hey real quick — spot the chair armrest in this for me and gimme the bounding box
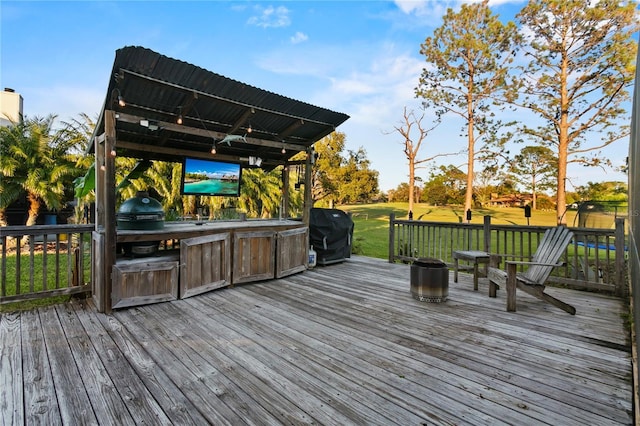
[505,260,564,267]
[489,253,529,268]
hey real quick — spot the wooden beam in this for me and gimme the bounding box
[116,140,283,169]
[277,119,304,139]
[115,113,306,152]
[228,107,255,135]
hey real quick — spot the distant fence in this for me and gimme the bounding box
[389,214,627,295]
[0,224,94,304]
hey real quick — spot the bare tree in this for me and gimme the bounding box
[390,107,457,216]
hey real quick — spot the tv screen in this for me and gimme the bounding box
[181,157,242,196]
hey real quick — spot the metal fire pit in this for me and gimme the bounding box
[410,257,449,302]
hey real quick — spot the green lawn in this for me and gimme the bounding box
[0,248,92,312]
[338,203,578,259]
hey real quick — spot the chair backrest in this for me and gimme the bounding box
[523,226,574,284]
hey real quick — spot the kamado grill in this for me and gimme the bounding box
[117,191,165,257]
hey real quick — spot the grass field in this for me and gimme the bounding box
[337,203,578,259]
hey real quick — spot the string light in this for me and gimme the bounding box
[110,148,117,157]
[247,124,252,133]
[115,89,126,107]
[176,106,183,125]
[210,142,217,155]
[281,145,286,154]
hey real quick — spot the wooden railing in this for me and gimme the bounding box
[389,214,627,296]
[0,224,94,304]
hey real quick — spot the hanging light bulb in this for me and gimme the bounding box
[118,94,126,107]
[176,106,183,125]
[247,124,252,133]
[110,148,117,157]
[210,143,217,155]
[281,145,286,154]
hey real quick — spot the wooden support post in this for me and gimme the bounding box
[483,215,491,253]
[302,147,313,225]
[93,130,106,311]
[614,217,626,297]
[506,262,517,312]
[282,165,290,219]
[102,110,117,313]
[388,213,395,263]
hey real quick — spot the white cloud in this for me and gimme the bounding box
[247,5,291,28]
[290,31,308,44]
[393,0,526,18]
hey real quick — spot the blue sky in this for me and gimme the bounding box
[0,0,630,192]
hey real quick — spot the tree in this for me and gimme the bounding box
[416,0,520,213]
[390,107,456,217]
[388,183,410,203]
[422,165,466,206]
[303,131,379,207]
[238,168,282,218]
[310,132,345,205]
[575,181,627,202]
[514,0,638,224]
[1,115,77,226]
[511,146,557,210]
[0,122,24,226]
[144,161,183,213]
[60,113,96,223]
[335,148,379,204]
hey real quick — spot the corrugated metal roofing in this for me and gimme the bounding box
[91,46,349,166]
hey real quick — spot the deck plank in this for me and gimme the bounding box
[0,312,26,426]
[20,309,62,425]
[0,255,633,425]
[82,303,206,425]
[54,302,136,425]
[39,306,98,424]
[239,277,620,424]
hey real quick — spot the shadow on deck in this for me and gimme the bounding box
[0,256,633,425]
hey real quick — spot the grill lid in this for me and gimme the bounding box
[118,191,164,215]
[117,191,165,228]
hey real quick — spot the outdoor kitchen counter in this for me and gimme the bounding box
[116,219,305,242]
[108,219,309,310]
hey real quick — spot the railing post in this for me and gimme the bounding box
[614,217,626,296]
[389,213,395,263]
[483,215,491,253]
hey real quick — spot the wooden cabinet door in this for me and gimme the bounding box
[233,230,275,284]
[112,255,179,309]
[180,233,231,299]
[276,227,308,278]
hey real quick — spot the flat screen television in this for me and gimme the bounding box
[180,157,242,196]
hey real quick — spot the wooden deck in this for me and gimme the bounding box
[1,256,633,425]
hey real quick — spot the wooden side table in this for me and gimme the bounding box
[453,250,490,291]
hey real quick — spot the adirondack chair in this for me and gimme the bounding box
[487,226,576,315]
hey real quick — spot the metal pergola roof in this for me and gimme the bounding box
[90,46,349,167]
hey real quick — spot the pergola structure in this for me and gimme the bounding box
[89,46,349,312]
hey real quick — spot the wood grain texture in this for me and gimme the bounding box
[1,256,633,425]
